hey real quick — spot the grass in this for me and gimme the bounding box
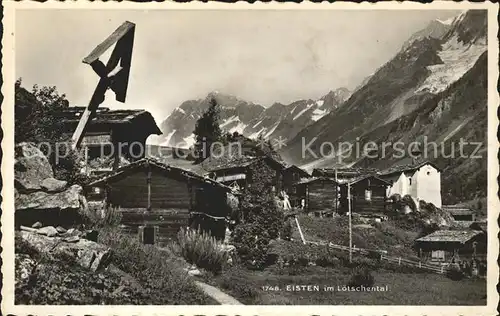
[294,215,420,258]
[204,264,487,305]
[15,225,217,304]
[98,227,217,304]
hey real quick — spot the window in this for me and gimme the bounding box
[365,189,372,201]
[93,187,101,194]
[427,171,431,175]
[409,177,412,186]
[431,250,445,260]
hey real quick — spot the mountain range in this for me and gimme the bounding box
[281,9,487,204]
[153,89,351,148]
[154,10,488,204]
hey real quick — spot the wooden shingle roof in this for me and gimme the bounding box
[416,230,482,244]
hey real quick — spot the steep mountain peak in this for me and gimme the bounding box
[401,17,453,51]
[442,10,487,45]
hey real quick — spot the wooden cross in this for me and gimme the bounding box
[71,21,136,150]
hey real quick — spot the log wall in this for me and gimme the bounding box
[306,180,339,213]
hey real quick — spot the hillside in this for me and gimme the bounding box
[154,88,350,148]
[280,10,487,204]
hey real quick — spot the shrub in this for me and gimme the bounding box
[401,194,417,212]
[98,228,213,304]
[348,265,375,287]
[280,219,293,241]
[84,204,123,229]
[446,265,465,281]
[176,227,229,274]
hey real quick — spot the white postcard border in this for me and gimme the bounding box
[1,1,499,315]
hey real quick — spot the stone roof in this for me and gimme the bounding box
[202,154,285,172]
[55,106,162,134]
[87,158,232,192]
[379,161,441,177]
[416,230,482,243]
[442,206,475,216]
[339,174,390,186]
[312,167,379,179]
[296,177,339,185]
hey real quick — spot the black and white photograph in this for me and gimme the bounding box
[1,1,498,314]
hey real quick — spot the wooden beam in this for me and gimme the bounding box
[72,21,135,150]
[83,21,135,65]
[147,163,152,212]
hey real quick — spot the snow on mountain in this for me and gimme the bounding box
[416,34,486,94]
[182,134,196,149]
[160,129,177,146]
[220,115,240,128]
[311,108,327,122]
[280,10,487,204]
[293,101,315,120]
[156,88,350,147]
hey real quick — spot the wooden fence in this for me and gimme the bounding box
[306,240,451,275]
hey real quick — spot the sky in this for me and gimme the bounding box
[16,9,460,122]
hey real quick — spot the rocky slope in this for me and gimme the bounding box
[281,10,487,204]
[154,88,350,148]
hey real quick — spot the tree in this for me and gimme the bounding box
[231,160,284,269]
[15,81,69,144]
[15,80,86,185]
[193,97,223,162]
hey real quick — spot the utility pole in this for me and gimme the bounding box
[348,182,352,263]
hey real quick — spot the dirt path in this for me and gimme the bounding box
[194,280,243,305]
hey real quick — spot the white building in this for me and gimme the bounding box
[380,161,442,208]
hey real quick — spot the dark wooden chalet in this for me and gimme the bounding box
[295,177,340,215]
[86,158,232,245]
[282,164,310,199]
[312,167,379,182]
[442,206,476,222]
[339,175,390,215]
[415,230,486,263]
[202,155,285,193]
[55,107,162,168]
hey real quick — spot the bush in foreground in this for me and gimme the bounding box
[446,266,465,281]
[98,228,214,304]
[176,227,229,274]
[15,234,146,305]
[348,265,375,287]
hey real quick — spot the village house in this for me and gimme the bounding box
[338,175,390,216]
[85,158,233,245]
[202,155,286,193]
[283,165,310,191]
[415,229,486,263]
[442,206,476,222]
[379,161,442,208]
[294,177,340,216]
[312,167,379,182]
[55,106,162,170]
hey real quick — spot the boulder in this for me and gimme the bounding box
[15,142,54,192]
[40,177,68,193]
[18,231,112,272]
[16,184,83,212]
[37,226,58,237]
[32,221,43,229]
[56,226,67,233]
